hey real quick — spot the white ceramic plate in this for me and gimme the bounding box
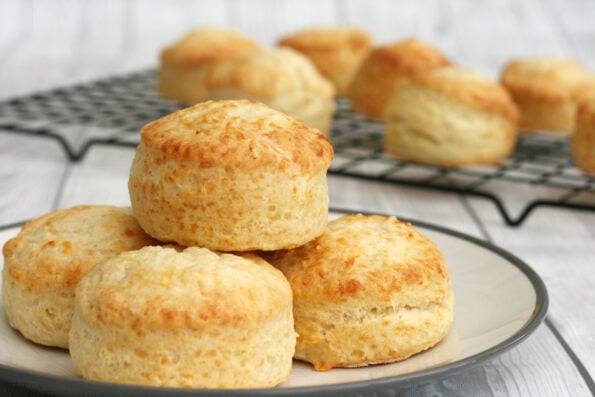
[0,210,548,396]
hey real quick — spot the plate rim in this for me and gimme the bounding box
[0,208,549,396]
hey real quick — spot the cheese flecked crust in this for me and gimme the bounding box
[266,214,454,371]
[1,205,157,348]
[128,99,334,251]
[69,246,295,388]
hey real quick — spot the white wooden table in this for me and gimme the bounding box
[0,1,594,396]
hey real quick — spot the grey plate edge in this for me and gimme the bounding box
[0,207,549,397]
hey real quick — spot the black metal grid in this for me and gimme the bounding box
[0,69,593,226]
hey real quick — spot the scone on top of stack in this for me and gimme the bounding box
[278,26,373,96]
[572,96,595,174]
[69,246,296,388]
[156,26,261,105]
[1,205,157,349]
[265,213,454,371]
[206,47,336,134]
[501,57,595,134]
[347,37,451,120]
[383,65,519,167]
[128,99,334,251]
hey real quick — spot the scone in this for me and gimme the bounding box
[156,26,261,104]
[278,26,372,96]
[572,96,595,174]
[265,214,454,371]
[501,57,595,133]
[1,205,156,348]
[347,37,451,120]
[384,65,519,167]
[128,99,334,251]
[69,246,295,388]
[206,47,336,133]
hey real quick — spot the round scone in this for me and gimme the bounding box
[384,65,519,167]
[501,57,595,134]
[572,96,595,174]
[206,47,336,133]
[278,26,372,96]
[156,26,261,104]
[1,205,157,348]
[128,99,334,251]
[347,37,451,120]
[265,213,454,371]
[69,246,296,388]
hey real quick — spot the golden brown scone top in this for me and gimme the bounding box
[365,37,450,75]
[207,47,335,98]
[406,65,520,122]
[501,57,595,103]
[2,205,157,292]
[279,26,372,52]
[269,214,451,307]
[75,246,292,329]
[140,100,333,172]
[160,26,261,66]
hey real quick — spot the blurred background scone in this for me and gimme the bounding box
[1,205,156,349]
[156,26,261,105]
[347,37,451,120]
[278,26,372,96]
[384,65,519,167]
[501,57,595,134]
[128,99,334,251]
[266,214,454,371]
[69,246,295,388]
[207,47,336,133]
[572,96,595,174]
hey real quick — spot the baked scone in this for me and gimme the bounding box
[69,246,295,388]
[156,26,261,105]
[206,47,336,133]
[128,99,334,251]
[347,37,451,120]
[501,57,595,134]
[572,96,595,174]
[384,65,519,167]
[1,205,156,348]
[265,213,454,371]
[278,26,372,96]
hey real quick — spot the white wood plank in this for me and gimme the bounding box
[0,134,67,224]
[468,197,595,380]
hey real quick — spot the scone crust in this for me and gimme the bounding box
[207,47,334,98]
[70,246,295,388]
[74,247,292,329]
[160,26,260,67]
[383,66,519,167]
[267,214,454,371]
[572,96,595,173]
[139,99,333,172]
[129,100,333,250]
[348,37,451,119]
[501,57,595,132]
[409,66,519,122]
[278,26,372,95]
[2,205,156,348]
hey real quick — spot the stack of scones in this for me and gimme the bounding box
[2,98,454,389]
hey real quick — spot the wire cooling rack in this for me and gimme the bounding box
[0,69,593,226]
